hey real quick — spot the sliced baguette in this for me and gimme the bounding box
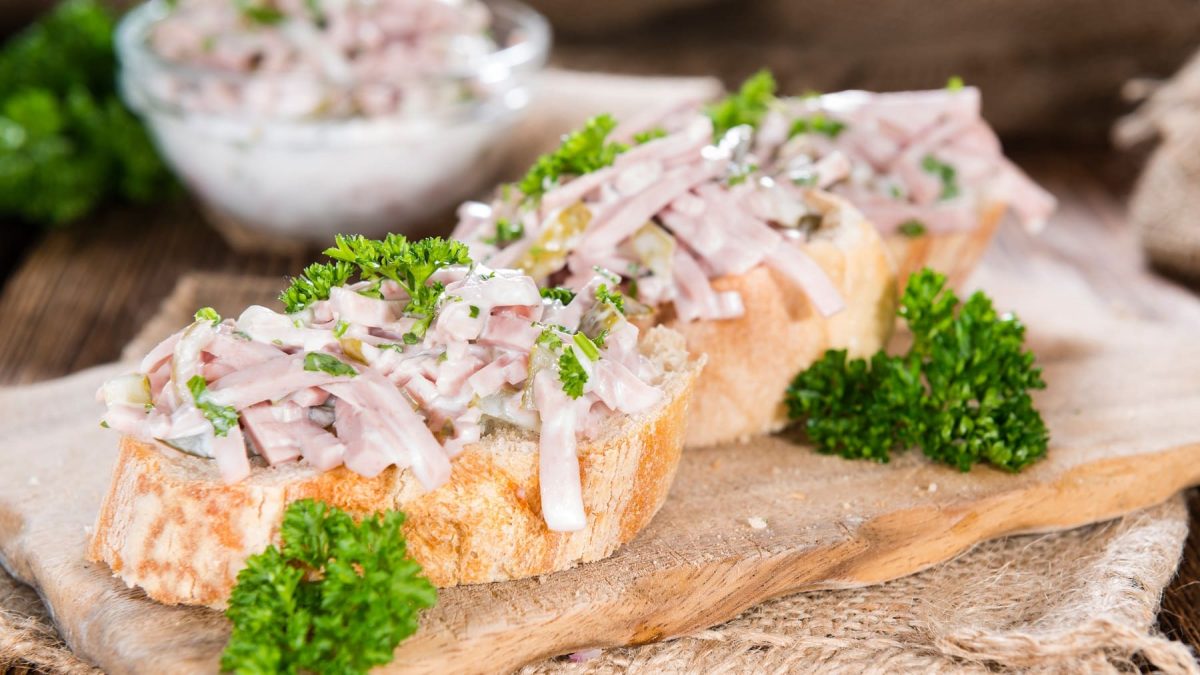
[657,190,898,448]
[883,201,1006,291]
[88,326,700,610]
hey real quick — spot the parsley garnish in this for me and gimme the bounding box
[469,305,480,318]
[194,307,221,325]
[517,114,628,202]
[333,320,349,338]
[946,75,965,91]
[318,234,471,342]
[633,127,667,144]
[786,269,1048,472]
[921,154,960,201]
[535,327,591,398]
[595,283,625,314]
[482,217,524,246]
[280,261,355,314]
[221,500,436,675]
[540,286,576,304]
[787,113,846,139]
[558,348,588,399]
[897,220,927,237]
[186,375,238,437]
[706,69,776,138]
[0,0,173,225]
[303,352,356,378]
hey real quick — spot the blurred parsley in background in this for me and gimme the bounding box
[0,0,171,226]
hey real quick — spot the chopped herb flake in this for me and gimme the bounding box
[303,352,357,377]
[787,114,846,139]
[482,217,524,246]
[194,307,220,325]
[186,375,238,436]
[921,154,960,201]
[898,220,927,237]
[540,286,576,305]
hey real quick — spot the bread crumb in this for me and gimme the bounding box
[928,483,939,493]
[841,502,851,510]
[790,492,807,501]
[747,516,768,530]
[710,460,721,470]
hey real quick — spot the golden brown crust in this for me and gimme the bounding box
[883,201,1006,291]
[658,193,897,447]
[88,346,698,609]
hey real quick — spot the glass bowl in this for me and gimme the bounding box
[116,0,550,251]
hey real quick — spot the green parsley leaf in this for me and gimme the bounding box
[517,114,628,202]
[186,375,238,436]
[897,220,927,238]
[194,307,221,325]
[303,352,357,378]
[633,127,667,144]
[221,499,437,675]
[482,217,524,246]
[786,269,1048,472]
[280,261,355,314]
[921,154,960,201]
[536,327,563,351]
[235,0,285,24]
[595,283,625,314]
[706,69,777,138]
[558,348,588,399]
[787,113,846,139]
[469,305,480,318]
[946,75,965,91]
[540,286,576,305]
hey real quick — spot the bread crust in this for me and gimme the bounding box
[653,191,896,448]
[883,201,1006,290]
[88,329,699,609]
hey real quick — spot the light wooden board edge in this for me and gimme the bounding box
[391,441,1200,674]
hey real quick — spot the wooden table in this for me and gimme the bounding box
[1,147,1198,663]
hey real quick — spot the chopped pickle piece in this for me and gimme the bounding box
[631,222,676,278]
[517,202,592,281]
[340,337,367,364]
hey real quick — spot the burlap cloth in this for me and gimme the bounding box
[1,494,1194,674]
[1117,51,1200,283]
[1,71,1198,673]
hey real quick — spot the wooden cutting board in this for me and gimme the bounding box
[2,228,1200,673]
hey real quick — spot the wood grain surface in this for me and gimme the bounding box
[2,150,1200,668]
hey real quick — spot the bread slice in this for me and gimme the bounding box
[656,190,898,448]
[883,201,1006,291]
[88,326,700,610]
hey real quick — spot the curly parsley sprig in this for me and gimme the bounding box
[786,269,1048,472]
[516,114,628,202]
[221,499,436,675]
[280,235,471,343]
[706,69,777,138]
